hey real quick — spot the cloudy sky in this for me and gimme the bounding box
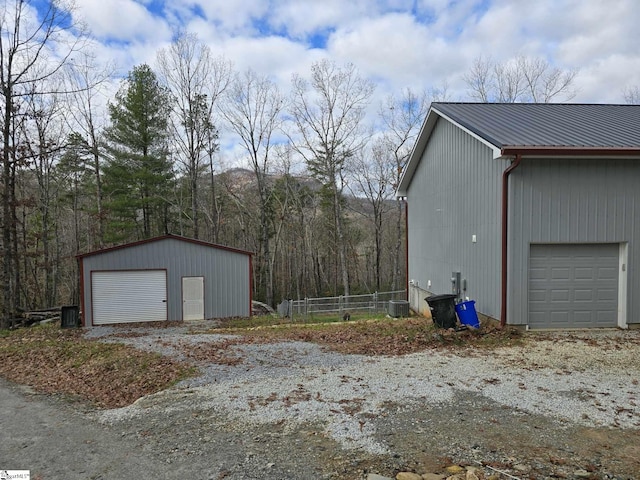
[72,0,640,107]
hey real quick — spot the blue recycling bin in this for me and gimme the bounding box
[455,300,480,328]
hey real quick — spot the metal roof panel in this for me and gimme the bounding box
[431,103,640,148]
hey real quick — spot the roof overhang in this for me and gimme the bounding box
[501,146,640,158]
[396,105,502,198]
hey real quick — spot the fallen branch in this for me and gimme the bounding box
[476,461,521,480]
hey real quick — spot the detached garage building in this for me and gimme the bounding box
[397,103,640,329]
[78,235,252,326]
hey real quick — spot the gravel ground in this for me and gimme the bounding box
[4,325,640,479]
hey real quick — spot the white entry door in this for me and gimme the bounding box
[182,276,205,321]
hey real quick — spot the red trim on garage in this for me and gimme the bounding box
[77,234,253,259]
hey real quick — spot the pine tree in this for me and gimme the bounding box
[103,65,174,242]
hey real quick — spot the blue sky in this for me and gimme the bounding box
[70,0,639,107]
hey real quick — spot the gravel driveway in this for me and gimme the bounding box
[3,324,640,479]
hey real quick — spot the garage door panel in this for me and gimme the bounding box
[92,270,167,325]
[529,289,547,302]
[529,267,547,280]
[598,267,618,279]
[529,312,546,324]
[528,244,618,329]
[550,311,570,324]
[551,267,570,280]
[598,289,617,301]
[574,267,594,280]
[551,289,570,302]
[574,289,593,302]
[597,311,617,324]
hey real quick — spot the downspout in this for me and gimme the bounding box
[404,198,409,301]
[500,154,522,328]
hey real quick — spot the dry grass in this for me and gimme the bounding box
[214,315,523,356]
[0,315,522,409]
[0,323,196,408]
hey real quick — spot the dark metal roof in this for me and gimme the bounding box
[432,102,640,149]
[396,102,640,197]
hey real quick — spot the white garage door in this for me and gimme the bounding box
[528,244,618,329]
[92,270,168,325]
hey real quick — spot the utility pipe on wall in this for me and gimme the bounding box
[500,154,522,328]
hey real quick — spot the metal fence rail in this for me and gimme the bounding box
[278,290,407,321]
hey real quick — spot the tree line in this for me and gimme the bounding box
[2,0,627,325]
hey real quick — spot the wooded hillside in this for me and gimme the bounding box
[0,14,424,323]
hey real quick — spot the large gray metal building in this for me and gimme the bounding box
[397,103,640,329]
[78,235,252,326]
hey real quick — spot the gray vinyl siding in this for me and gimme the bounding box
[81,238,250,325]
[406,118,506,318]
[508,158,638,326]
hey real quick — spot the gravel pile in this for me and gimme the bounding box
[93,326,640,458]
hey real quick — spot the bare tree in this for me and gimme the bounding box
[289,60,374,297]
[63,52,114,248]
[464,55,577,103]
[20,81,67,308]
[348,141,390,291]
[374,88,429,290]
[464,56,493,102]
[517,56,578,102]
[0,0,86,323]
[220,68,285,306]
[157,32,232,239]
[623,85,640,104]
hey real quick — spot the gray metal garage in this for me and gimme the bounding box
[397,103,639,329]
[78,235,252,326]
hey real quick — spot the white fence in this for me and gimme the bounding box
[278,290,407,320]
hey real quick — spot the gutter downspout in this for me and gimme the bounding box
[500,154,522,328]
[404,198,409,301]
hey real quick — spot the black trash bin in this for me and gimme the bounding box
[61,305,80,328]
[425,294,457,329]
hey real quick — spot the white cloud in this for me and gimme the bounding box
[182,0,270,35]
[327,13,461,90]
[268,0,376,39]
[74,0,171,43]
[554,1,640,65]
[573,54,640,103]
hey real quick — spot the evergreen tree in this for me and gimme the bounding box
[103,64,174,242]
